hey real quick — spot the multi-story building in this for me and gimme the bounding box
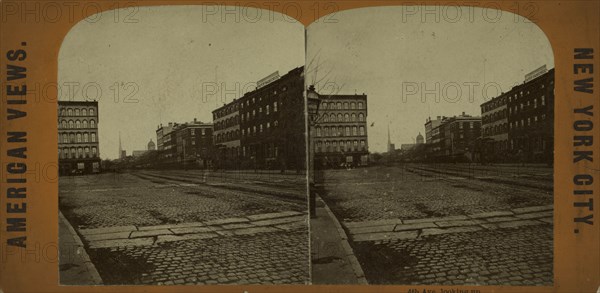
[311,87,369,167]
[481,92,509,155]
[155,123,174,151]
[173,119,214,168]
[57,101,101,175]
[238,67,305,170]
[507,68,554,162]
[425,116,443,143]
[211,67,305,170]
[439,113,482,160]
[212,100,241,168]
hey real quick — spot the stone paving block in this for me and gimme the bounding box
[84,231,131,241]
[203,217,249,226]
[220,223,256,230]
[138,222,205,231]
[404,215,469,224]
[348,224,396,235]
[79,225,137,236]
[170,226,213,235]
[352,230,419,242]
[232,227,280,235]
[246,211,302,221]
[539,217,553,224]
[155,233,219,244]
[496,220,544,229]
[485,216,522,223]
[435,220,479,228]
[468,211,514,219]
[130,229,172,238]
[515,211,553,219]
[344,219,403,228]
[394,222,438,232]
[511,205,553,214]
[274,221,306,231]
[89,237,154,249]
[420,226,483,236]
[251,215,306,227]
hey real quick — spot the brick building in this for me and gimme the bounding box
[507,68,554,162]
[58,101,101,175]
[481,92,509,156]
[311,88,369,168]
[212,66,305,170]
[157,119,213,168]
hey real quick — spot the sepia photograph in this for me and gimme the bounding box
[57,6,309,285]
[306,6,554,285]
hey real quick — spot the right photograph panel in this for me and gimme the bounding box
[306,6,554,285]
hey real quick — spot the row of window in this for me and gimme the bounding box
[509,114,547,129]
[316,140,367,153]
[319,112,365,123]
[213,84,290,119]
[215,120,283,143]
[59,132,97,144]
[59,147,98,159]
[508,95,546,115]
[59,119,97,129]
[59,107,96,117]
[316,126,366,137]
[240,102,279,123]
[483,124,508,136]
[481,81,551,112]
[321,101,364,110]
[482,109,507,124]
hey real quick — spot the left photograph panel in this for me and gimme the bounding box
[57,5,308,285]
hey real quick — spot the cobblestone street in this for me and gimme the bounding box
[59,170,309,285]
[320,163,553,285]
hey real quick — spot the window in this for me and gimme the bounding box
[316,127,321,137]
[83,133,89,142]
[337,114,343,122]
[358,113,364,122]
[337,102,342,109]
[330,114,336,122]
[273,102,278,112]
[267,122,270,129]
[91,133,96,142]
[90,108,95,116]
[83,120,88,128]
[345,127,350,136]
[76,133,82,143]
[351,102,356,109]
[324,127,329,137]
[344,102,349,109]
[266,105,270,115]
[359,126,365,136]
[62,134,68,143]
[351,114,356,122]
[358,102,364,109]
[61,120,67,128]
[67,109,73,116]
[82,109,87,116]
[352,126,357,135]
[92,147,97,157]
[191,129,195,136]
[75,109,80,116]
[90,120,96,128]
[344,114,349,122]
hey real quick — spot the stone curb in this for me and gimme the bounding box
[317,195,368,285]
[59,211,103,285]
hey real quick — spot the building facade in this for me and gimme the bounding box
[174,119,214,168]
[58,101,101,175]
[507,68,554,162]
[155,123,174,151]
[238,67,305,170]
[424,113,482,161]
[312,89,369,167]
[212,100,241,168]
[481,92,509,156]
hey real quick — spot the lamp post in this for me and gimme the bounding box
[307,85,320,218]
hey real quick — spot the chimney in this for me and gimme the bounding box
[194,118,197,123]
[462,111,465,116]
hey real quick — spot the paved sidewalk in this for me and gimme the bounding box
[343,204,553,242]
[59,212,102,285]
[79,211,305,249]
[311,196,367,284]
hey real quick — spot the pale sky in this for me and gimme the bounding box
[306,6,554,153]
[59,6,304,159]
